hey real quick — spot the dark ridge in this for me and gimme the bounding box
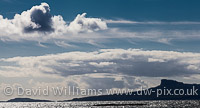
[68,79,200,101]
[3,79,200,102]
[160,79,184,86]
[7,98,52,102]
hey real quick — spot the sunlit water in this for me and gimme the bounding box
[0,101,199,108]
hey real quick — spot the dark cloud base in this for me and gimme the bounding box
[24,4,54,33]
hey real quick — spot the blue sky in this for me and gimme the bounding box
[0,0,200,58]
[1,0,200,21]
[0,0,200,101]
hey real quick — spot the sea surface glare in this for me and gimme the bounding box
[0,101,199,108]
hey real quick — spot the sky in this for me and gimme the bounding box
[0,0,200,101]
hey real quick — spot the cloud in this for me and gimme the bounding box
[1,48,200,101]
[0,49,200,78]
[0,3,107,41]
[23,3,54,32]
[0,3,53,36]
[68,13,107,33]
[80,74,147,90]
[54,41,77,48]
[0,73,149,101]
[105,19,200,25]
[0,3,200,46]
[105,19,138,24]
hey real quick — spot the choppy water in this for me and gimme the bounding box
[0,101,199,108]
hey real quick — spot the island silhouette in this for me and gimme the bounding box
[5,79,200,102]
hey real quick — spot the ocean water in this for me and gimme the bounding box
[0,101,199,108]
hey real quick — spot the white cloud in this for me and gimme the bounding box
[0,3,50,37]
[0,49,200,78]
[105,19,200,25]
[148,58,165,62]
[157,38,172,45]
[54,41,77,48]
[0,3,107,42]
[89,62,116,67]
[105,19,138,24]
[68,13,107,33]
[1,49,200,101]
[1,3,200,47]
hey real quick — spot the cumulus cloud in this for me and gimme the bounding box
[1,2,200,46]
[0,3,52,37]
[68,13,107,33]
[0,49,200,78]
[0,3,107,41]
[23,3,54,32]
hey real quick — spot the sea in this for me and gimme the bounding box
[0,100,199,108]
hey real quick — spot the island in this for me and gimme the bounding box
[4,79,200,102]
[68,79,200,101]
